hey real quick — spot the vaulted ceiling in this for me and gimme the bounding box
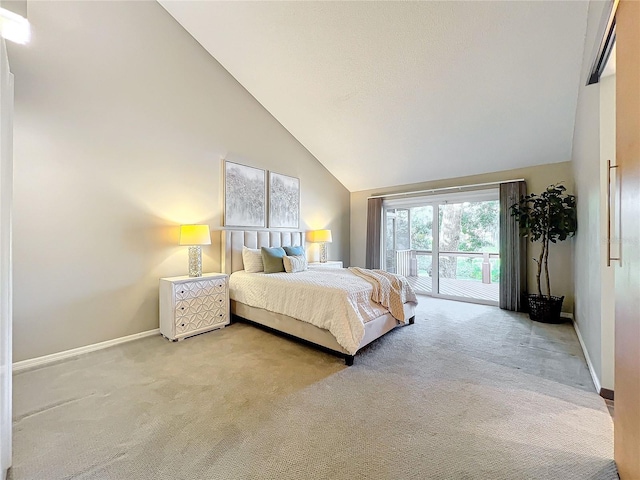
[159,1,589,192]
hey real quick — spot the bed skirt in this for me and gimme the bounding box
[231,300,416,362]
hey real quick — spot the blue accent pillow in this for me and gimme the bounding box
[283,245,305,256]
[261,247,286,273]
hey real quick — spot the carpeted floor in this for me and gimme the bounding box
[10,296,617,479]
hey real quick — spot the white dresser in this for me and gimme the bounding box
[159,273,229,341]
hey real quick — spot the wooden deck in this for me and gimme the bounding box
[407,275,499,302]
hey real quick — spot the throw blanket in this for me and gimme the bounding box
[349,267,418,323]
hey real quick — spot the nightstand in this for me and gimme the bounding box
[159,273,229,341]
[308,261,344,269]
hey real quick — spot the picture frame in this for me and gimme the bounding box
[269,172,300,229]
[224,161,267,227]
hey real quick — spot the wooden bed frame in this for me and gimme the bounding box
[221,230,416,365]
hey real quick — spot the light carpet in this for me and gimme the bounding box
[10,297,617,479]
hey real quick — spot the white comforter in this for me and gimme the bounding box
[229,269,395,354]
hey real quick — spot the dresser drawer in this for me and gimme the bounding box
[175,309,227,335]
[174,277,227,300]
[175,293,227,317]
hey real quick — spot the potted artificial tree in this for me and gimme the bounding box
[510,184,577,323]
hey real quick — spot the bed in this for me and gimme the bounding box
[222,230,417,365]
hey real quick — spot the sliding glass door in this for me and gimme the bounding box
[437,199,500,303]
[383,189,500,305]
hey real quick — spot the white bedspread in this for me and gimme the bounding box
[229,269,392,354]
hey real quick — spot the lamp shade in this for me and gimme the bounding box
[179,225,211,246]
[309,229,332,243]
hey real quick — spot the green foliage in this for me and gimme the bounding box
[458,201,499,252]
[510,183,577,297]
[510,184,577,244]
[393,209,410,250]
[410,206,433,250]
[408,202,499,253]
[455,257,500,282]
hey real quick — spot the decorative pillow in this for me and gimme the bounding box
[242,246,264,273]
[261,246,286,274]
[283,255,308,273]
[283,245,305,257]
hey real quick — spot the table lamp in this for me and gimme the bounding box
[179,225,211,277]
[309,229,332,263]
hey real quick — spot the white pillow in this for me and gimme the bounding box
[242,246,264,273]
[283,255,308,273]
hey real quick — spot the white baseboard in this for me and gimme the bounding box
[572,320,601,394]
[12,329,160,373]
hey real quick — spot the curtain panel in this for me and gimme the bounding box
[365,197,383,269]
[499,181,527,311]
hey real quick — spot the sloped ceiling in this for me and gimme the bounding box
[159,1,589,192]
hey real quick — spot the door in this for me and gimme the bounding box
[0,37,13,478]
[614,2,640,478]
[382,189,500,305]
[437,199,500,304]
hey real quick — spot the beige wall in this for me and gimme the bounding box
[8,1,350,361]
[351,162,575,311]
[571,0,613,391]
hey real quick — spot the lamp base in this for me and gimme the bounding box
[188,246,202,277]
[320,243,328,263]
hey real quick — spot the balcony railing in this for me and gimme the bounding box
[395,249,500,302]
[395,249,418,277]
[395,249,500,284]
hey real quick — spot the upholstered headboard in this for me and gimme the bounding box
[222,230,305,275]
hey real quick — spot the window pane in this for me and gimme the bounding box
[437,200,500,303]
[385,210,396,272]
[409,206,433,251]
[439,201,500,253]
[395,209,410,250]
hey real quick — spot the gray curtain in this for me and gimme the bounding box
[499,181,527,311]
[365,197,383,269]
